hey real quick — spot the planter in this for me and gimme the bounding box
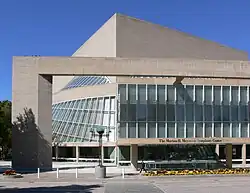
[143,168,250,176]
[3,173,23,178]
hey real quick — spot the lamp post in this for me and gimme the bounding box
[94,126,106,178]
[96,127,105,166]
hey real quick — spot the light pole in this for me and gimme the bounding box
[94,126,106,178]
[96,127,105,166]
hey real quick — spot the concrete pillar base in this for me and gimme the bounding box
[242,144,246,167]
[95,166,106,178]
[225,144,232,169]
[130,144,138,171]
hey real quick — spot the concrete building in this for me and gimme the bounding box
[12,13,250,171]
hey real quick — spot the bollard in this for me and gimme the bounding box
[37,168,40,178]
[122,168,125,179]
[56,168,59,178]
[75,168,78,179]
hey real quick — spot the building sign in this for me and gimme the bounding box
[158,138,223,144]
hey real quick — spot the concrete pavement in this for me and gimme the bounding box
[1,175,250,192]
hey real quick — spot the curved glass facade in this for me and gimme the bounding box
[62,76,110,90]
[118,84,250,138]
[52,96,116,143]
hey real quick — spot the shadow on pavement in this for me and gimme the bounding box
[0,184,103,193]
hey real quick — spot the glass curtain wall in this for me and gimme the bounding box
[52,96,116,143]
[118,84,250,138]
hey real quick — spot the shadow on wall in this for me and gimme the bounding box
[12,108,52,173]
[0,184,103,193]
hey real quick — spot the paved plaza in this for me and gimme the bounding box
[1,174,250,192]
[1,161,250,192]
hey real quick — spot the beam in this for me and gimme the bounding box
[15,56,250,79]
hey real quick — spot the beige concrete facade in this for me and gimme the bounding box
[12,56,250,169]
[12,13,250,170]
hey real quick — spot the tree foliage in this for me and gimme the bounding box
[0,100,12,159]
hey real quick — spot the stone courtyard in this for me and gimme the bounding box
[1,172,250,192]
[1,161,250,192]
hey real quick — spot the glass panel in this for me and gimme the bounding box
[110,98,115,111]
[240,103,248,122]
[176,85,185,104]
[69,101,75,108]
[128,122,136,138]
[195,123,203,137]
[214,86,221,105]
[120,104,128,122]
[137,103,147,122]
[231,104,239,122]
[176,104,184,121]
[157,103,165,122]
[119,122,126,138]
[128,84,136,104]
[102,112,109,126]
[95,112,102,125]
[185,85,194,103]
[158,122,165,138]
[204,104,212,122]
[195,102,203,122]
[167,85,175,104]
[157,85,165,104]
[213,105,221,123]
[97,98,104,110]
[148,122,156,138]
[186,122,194,138]
[222,105,230,122]
[110,113,115,127]
[92,98,98,109]
[222,87,230,122]
[138,122,146,138]
[222,86,230,105]
[138,84,146,103]
[65,110,72,121]
[167,123,175,138]
[232,123,240,137]
[166,104,175,122]
[147,85,156,103]
[223,123,230,137]
[147,104,156,122]
[104,98,110,111]
[204,86,212,104]
[231,86,239,104]
[241,123,248,137]
[128,104,136,121]
[214,123,221,137]
[177,123,185,138]
[186,104,194,122]
[205,123,212,137]
[195,85,203,104]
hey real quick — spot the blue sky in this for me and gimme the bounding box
[0,0,249,101]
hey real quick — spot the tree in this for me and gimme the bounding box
[0,100,12,159]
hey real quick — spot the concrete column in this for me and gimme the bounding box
[101,146,104,165]
[55,146,59,161]
[12,57,52,170]
[76,146,79,163]
[130,144,138,171]
[115,146,119,166]
[215,144,219,156]
[225,144,232,168]
[242,144,246,167]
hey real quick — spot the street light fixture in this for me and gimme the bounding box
[92,125,107,178]
[96,126,105,166]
